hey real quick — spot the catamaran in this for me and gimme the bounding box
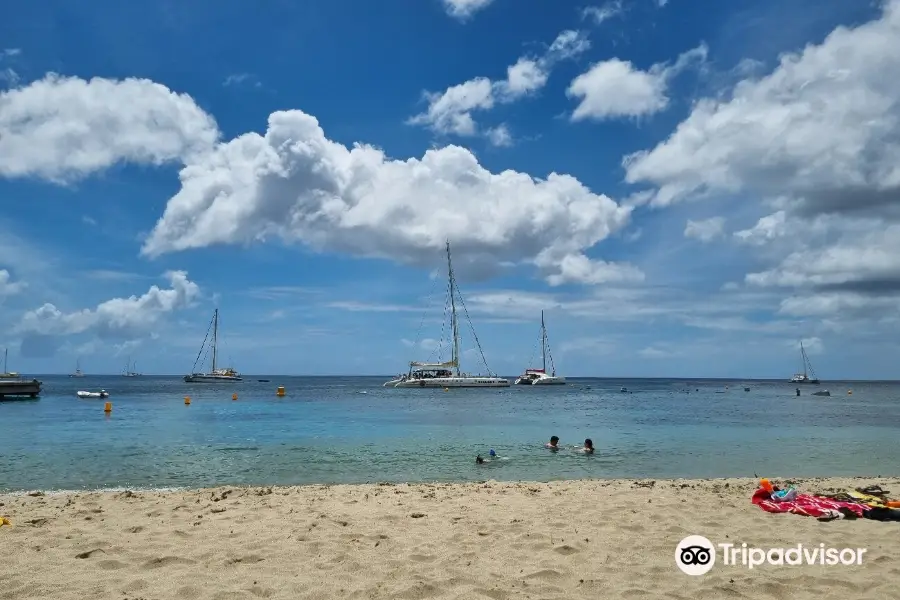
[69,358,85,378]
[0,348,20,379]
[385,242,509,388]
[789,340,820,384]
[184,308,242,382]
[123,356,141,377]
[514,311,566,385]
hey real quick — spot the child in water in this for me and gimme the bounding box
[545,435,560,450]
[581,438,594,454]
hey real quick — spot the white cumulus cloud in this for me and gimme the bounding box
[17,270,199,339]
[442,0,494,20]
[567,44,707,121]
[409,30,591,143]
[0,74,219,182]
[0,269,25,296]
[140,110,637,285]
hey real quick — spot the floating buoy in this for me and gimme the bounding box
[276,386,285,397]
[104,401,112,413]
[232,393,238,401]
[848,390,853,395]
[443,387,450,392]
[184,396,191,405]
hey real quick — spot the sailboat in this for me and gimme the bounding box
[385,242,509,388]
[184,308,242,382]
[514,311,566,385]
[789,340,820,384]
[123,356,141,377]
[69,358,85,378]
[0,348,20,379]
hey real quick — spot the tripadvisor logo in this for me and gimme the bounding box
[675,536,867,575]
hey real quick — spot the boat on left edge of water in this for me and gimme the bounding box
[76,389,109,398]
[184,308,243,382]
[385,241,509,388]
[0,348,20,379]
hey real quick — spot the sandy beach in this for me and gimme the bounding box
[1,476,898,599]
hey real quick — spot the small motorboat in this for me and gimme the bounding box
[812,390,831,397]
[77,389,109,399]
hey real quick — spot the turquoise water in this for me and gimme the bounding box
[1,376,899,491]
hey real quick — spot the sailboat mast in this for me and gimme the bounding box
[3,348,6,373]
[212,309,218,373]
[800,341,806,376]
[446,241,460,376]
[541,311,547,372]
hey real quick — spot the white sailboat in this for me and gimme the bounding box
[184,308,242,382]
[69,358,85,378]
[789,340,820,384]
[123,356,141,377]
[514,311,566,385]
[385,242,509,388]
[0,348,20,379]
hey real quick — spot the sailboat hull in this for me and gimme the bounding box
[184,374,243,382]
[392,376,509,388]
[532,376,566,385]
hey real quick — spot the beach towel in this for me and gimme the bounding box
[751,488,868,519]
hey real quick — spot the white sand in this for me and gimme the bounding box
[1,477,898,599]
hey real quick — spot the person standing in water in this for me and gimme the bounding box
[545,436,560,450]
[581,438,594,454]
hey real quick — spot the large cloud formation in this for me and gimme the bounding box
[0,72,638,286]
[623,0,900,319]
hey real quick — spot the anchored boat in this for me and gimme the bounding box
[789,340,820,384]
[184,308,243,382]
[514,311,566,385]
[385,242,509,388]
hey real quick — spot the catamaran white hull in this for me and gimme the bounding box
[532,376,566,385]
[184,374,243,382]
[392,376,509,388]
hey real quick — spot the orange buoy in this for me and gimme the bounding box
[276,386,285,397]
[104,401,112,413]
[232,393,238,401]
[184,396,191,405]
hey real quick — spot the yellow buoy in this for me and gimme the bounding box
[104,401,112,413]
[232,393,238,401]
[276,386,285,397]
[184,396,191,405]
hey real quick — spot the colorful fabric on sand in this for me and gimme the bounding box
[751,489,868,519]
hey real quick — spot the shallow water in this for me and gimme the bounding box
[1,376,898,491]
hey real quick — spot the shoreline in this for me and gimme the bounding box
[3,476,899,599]
[3,474,900,496]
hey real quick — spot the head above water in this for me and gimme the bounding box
[476,455,484,464]
[550,436,559,445]
[489,449,496,457]
[584,438,593,449]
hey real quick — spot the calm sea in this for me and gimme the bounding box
[1,376,899,492]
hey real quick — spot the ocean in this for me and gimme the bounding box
[1,376,899,492]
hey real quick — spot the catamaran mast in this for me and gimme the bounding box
[3,348,6,373]
[541,311,547,372]
[800,341,807,377]
[446,241,460,376]
[212,308,218,373]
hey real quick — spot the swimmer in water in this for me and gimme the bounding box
[489,449,496,458]
[582,438,594,454]
[545,435,560,450]
[476,455,485,464]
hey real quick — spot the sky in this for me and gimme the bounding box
[1,0,899,379]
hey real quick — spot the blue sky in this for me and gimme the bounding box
[1,0,899,378]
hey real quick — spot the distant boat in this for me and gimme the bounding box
[123,356,141,377]
[514,311,566,385]
[0,348,20,379]
[69,358,85,378]
[76,389,109,399]
[789,341,820,384]
[184,308,242,382]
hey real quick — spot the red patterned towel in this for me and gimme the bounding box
[751,489,868,518]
